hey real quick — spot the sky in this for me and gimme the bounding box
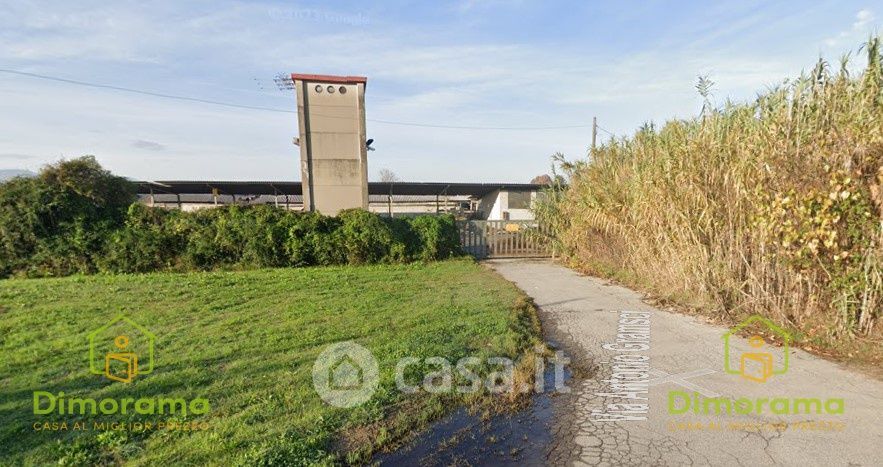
[0,1,880,182]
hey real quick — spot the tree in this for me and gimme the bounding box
[0,156,136,277]
[530,174,553,185]
[378,168,401,183]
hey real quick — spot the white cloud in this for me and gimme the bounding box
[0,1,877,182]
[854,9,875,30]
[0,3,161,62]
[132,140,167,151]
[825,9,876,46]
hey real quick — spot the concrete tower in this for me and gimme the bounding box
[291,73,369,215]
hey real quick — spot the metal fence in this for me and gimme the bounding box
[457,220,552,259]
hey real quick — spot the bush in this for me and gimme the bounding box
[0,157,463,277]
[209,205,293,268]
[337,209,399,264]
[284,211,334,266]
[0,176,49,277]
[105,208,460,271]
[303,215,346,266]
[0,156,135,278]
[99,204,186,273]
[384,217,421,262]
[408,214,461,261]
[178,208,232,270]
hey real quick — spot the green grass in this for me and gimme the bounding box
[0,258,539,465]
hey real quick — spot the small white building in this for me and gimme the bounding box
[475,189,539,221]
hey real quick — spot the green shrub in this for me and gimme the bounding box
[177,209,226,269]
[199,205,294,268]
[337,209,399,264]
[0,156,135,278]
[99,204,186,273]
[0,157,464,277]
[308,226,346,266]
[0,176,50,277]
[384,217,421,262]
[242,206,296,268]
[408,214,461,261]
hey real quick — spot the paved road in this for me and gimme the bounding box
[486,259,883,466]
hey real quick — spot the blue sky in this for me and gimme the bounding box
[0,1,879,182]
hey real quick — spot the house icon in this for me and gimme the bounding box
[330,355,365,390]
[722,315,791,383]
[88,314,156,383]
[312,341,379,408]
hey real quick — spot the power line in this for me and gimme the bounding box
[368,118,592,130]
[596,124,615,137]
[0,68,297,114]
[0,68,596,131]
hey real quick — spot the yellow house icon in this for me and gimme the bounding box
[88,315,156,383]
[722,315,791,383]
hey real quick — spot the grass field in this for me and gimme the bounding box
[0,259,539,465]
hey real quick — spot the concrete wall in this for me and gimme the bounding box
[295,79,368,215]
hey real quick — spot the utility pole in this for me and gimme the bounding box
[591,116,597,152]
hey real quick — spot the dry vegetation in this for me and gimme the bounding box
[538,38,883,363]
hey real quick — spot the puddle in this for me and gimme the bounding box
[376,346,572,466]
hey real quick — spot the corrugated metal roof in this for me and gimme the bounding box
[141,193,472,204]
[137,181,545,198]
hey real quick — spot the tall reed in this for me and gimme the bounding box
[538,38,883,355]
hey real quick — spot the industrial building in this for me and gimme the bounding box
[136,181,545,221]
[135,72,547,221]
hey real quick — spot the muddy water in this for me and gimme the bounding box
[376,358,572,466]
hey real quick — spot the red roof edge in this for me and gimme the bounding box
[290,73,367,85]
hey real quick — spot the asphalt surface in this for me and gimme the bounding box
[486,259,883,466]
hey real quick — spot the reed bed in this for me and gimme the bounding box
[538,38,883,360]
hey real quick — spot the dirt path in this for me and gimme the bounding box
[486,259,883,466]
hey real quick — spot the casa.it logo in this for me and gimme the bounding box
[312,341,379,408]
[88,315,156,383]
[722,315,791,383]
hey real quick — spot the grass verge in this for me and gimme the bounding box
[0,258,541,465]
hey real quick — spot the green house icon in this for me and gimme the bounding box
[722,315,791,381]
[88,314,156,381]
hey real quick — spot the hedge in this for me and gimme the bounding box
[0,157,463,278]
